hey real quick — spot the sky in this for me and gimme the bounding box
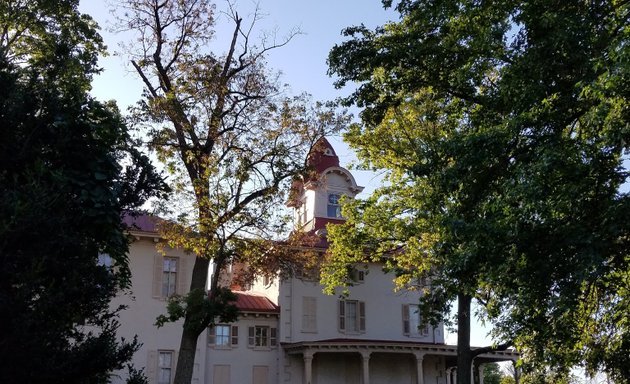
[78,0,494,347]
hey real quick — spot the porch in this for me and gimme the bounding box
[282,339,519,384]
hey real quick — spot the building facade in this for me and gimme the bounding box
[113,138,517,384]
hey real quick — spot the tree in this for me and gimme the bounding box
[0,1,166,383]
[502,364,582,384]
[483,363,504,384]
[112,1,347,383]
[500,377,516,384]
[324,1,630,383]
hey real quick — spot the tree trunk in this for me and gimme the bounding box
[457,293,473,384]
[173,326,200,384]
[173,256,210,384]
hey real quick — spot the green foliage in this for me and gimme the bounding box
[325,0,630,381]
[519,368,582,384]
[114,1,348,383]
[155,287,238,331]
[125,365,149,384]
[483,363,504,384]
[0,1,166,382]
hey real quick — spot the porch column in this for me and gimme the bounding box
[413,352,425,384]
[478,362,484,384]
[303,351,314,384]
[360,351,371,384]
[445,367,452,384]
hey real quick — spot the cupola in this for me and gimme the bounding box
[288,138,364,234]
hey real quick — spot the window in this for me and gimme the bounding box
[248,326,277,348]
[252,366,269,384]
[294,265,319,281]
[158,351,174,384]
[339,300,365,333]
[350,268,365,283]
[302,296,317,332]
[213,365,230,384]
[208,324,238,347]
[403,304,430,337]
[153,255,187,299]
[297,197,307,226]
[327,193,342,218]
[162,257,178,297]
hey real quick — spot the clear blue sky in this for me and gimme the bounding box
[79,0,494,347]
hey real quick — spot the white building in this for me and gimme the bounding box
[114,138,518,384]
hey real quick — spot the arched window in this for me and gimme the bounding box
[327,193,342,218]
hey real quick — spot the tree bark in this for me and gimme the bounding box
[173,256,210,384]
[173,326,200,384]
[457,293,473,384]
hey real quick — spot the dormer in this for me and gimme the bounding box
[288,138,364,233]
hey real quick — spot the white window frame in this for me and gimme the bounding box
[154,255,187,299]
[403,304,430,337]
[248,326,277,349]
[338,300,365,334]
[162,257,178,297]
[208,324,238,348]
[327,193,342,218]
[157,350,174,384]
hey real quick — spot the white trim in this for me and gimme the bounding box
[321,166,364,193]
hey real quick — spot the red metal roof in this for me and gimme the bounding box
[307,137,340,174]
[233,291,279,314]
[122,212,160,233]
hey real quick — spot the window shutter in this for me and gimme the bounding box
[213,365,231,384]
[252,366,269,384]
[147,350,157,383]
[153,255,163,298]
[402,304,410,335]
[177,256,187,295]
[231,325,239,345]
[208,326,216,345]
[359,301,366,332]
[270,327,277,346]
[248,326,255,347]
[172,350,178,377]
[338,301,345,331]
[302,297,317,332]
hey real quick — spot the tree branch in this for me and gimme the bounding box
[471,342,513,358]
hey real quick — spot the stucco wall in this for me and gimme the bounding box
[278,263,444,344]
[110,237,204,384]
[205,314,279,384]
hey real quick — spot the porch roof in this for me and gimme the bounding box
[233,291,279,314]
[281,339,518,363]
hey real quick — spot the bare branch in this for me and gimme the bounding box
[131,60,159,98]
